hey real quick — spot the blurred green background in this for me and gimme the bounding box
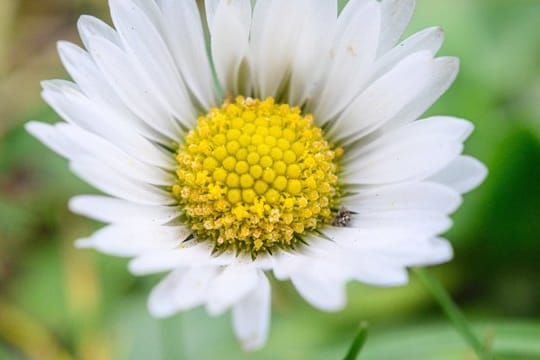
[0,0,539,359]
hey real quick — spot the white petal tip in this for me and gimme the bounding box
[461,157,489,194]
[67,199,80,213]
[24,121,44,135]
[469,161,488,192]
[67,196,89,215]
[319,302,347,313]
[77,14,91,25]
[241,339,265,353]
[127,258,155,276]
[356,270,410,288]
[148,295,176,319]
[74,238,94,249]
[432,239,454,264]
[388,275,410,287]
[127,260,141,275]
[441,56,460,70]
[410,238,454,267]
[56,40,70,51]
[433,25,444,34]
[206,304,226,317]
[40,80,54,90]
[377,271,410,287]
[148,307,172,319]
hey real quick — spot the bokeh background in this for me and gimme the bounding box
[0,0,539,359]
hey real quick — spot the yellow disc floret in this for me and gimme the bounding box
[174,97,342,258]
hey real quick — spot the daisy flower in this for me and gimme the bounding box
[27,0,487,351]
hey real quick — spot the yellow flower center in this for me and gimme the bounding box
[173,97,342,258]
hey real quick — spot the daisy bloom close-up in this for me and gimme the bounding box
[26,0,487,351]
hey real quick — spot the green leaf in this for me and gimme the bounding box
[343,322,369,360]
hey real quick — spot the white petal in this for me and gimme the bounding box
[335,0,371,27]
[123,0,163,29]
[348,257,410,286]
[75,224,187,256]
[26,121,81,159]
[41,82,173,169]
[349,239,453,282]
[77,15,168,141]
[206,265,258,316]
[382,56,460,131]
[28,121,173,186]
[250,0,308,98]
[312,234,449,287]
[310,0,381,122]
[205,0,251,31]
[57,41,118,106]
[70,156,173,206]
[287,0,337,106]
[232,271,271,352]
[86,35,186,138]
[108,0,195,123]
[333,51,458,143]
[409,116,474,142]
[128,243,232,275]
[290,260,347,312]
[207,0,252,96]
[69,195,179,225]
[148,267,219,318]
[56,42,170,145]
[377,0,416,55]
[204,0,220,23]
[61,124,173,185]
[327,51,438,142]
[409,237,454,266]
[323,226,411,247]
[343,136,463,185]
[77,15,120,50]
[322,227,453,268]
[270,252,301,281]
[349,210,452,235]
[159,0,216,108]
[371,26,444,83]
[306,241,409,286]
[344,181,462,214]
[429,155,488,194]
[344,115,473,163]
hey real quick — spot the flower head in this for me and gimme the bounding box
[27,0,486,351]
[175,96,343,257]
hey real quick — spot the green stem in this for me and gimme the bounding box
[413,268,491,360]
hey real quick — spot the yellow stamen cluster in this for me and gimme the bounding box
[174,97,342,257]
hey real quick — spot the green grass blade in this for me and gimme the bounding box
[343,322,369,360]
[414,268,492,360]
